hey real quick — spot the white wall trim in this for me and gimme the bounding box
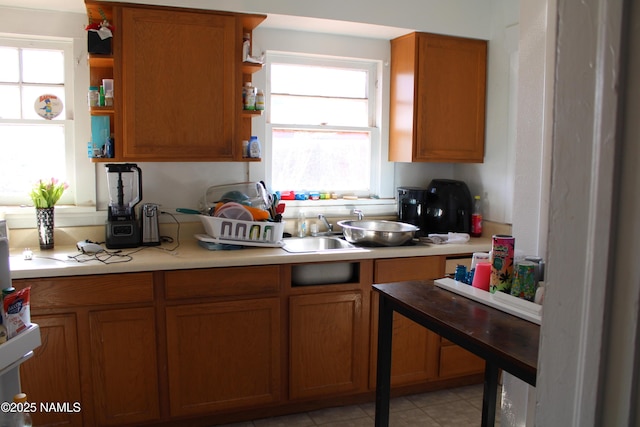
[537,0,626,425]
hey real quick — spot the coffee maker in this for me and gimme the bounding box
[105,163,142,249]
[397,187,428,237]
[424,179,472,234]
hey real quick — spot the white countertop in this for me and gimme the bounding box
[9,236,492,280]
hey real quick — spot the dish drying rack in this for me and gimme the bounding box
[198,216,285,248]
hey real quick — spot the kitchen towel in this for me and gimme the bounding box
[422,232,470,245]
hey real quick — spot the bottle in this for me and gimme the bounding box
[104,136,114,158]
[98,85,105,107]
[255,89,265,111]
[242,33,251,62]
[88,86,99,107]
[248,136,261,159]
[11,393,32,427]
[471,195,483,237]
[243,83,256,110]
[242,140,249,158]
[297,211,307,237]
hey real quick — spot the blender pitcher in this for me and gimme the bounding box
[105,163,142,249]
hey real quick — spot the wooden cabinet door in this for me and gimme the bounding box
[414,33,486,162]
[20,314,83,427]
[439,338,486,378]
[389,32,487,163]
[165,298,281,416]
[120,7,238,160]
[289,291,367,400]
[89,307,160,426]
[370,257,445,388]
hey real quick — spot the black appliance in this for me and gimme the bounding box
[105,163,142,249]
[424,179,472,234]
[397,187,428,237]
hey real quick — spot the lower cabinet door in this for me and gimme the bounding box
[369,294,440,388]
[165,298,281,417]
[89,307,160,426]
[439,339,486,378]
[20,314,83,427]
[289,291,367,400]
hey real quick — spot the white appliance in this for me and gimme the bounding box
[0,221,41,406]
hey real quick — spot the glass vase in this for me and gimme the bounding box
[36,207,55,250]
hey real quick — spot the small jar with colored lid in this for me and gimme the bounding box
[243,83,256,110]
[88,86,99,107]
[255,89,265,111]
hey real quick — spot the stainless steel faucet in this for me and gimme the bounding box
[317,214,333,232]
[352,209,364,220]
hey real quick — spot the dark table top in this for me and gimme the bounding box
[373,280,539,386]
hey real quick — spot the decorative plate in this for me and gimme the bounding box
[34,94,63,120]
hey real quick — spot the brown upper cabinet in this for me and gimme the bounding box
[389,32,487,163]
[85,2,265,162]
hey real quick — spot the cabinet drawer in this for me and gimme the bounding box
[374,256,445,283]
[439,343,485,378]
[15,273,154,308]
[164,265,281,300]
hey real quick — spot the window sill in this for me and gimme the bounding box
[280,197,397,220]
[1,198,398,230]
[1,206,107,230]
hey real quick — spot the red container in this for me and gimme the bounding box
[279,191,296,200]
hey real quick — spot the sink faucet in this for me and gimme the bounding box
[317,214,333,233]
[352,209,364,220]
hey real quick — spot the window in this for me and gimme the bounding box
[0,37,74,206]
[266,53,381,197]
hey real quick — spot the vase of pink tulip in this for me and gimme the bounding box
[30,178,68,250]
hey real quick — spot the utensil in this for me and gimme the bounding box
[337,220,419,246]
[176,208,201,215]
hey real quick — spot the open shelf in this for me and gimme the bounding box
[88,55,114,68]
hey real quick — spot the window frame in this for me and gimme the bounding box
[0,36,75,207]
[264,52,384,199]
[1,34,100,229]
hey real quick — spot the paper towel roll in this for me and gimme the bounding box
[490,235,515,293]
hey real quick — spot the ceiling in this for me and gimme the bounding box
[0,0,411,39]
[0,0,84,13]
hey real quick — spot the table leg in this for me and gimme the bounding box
[374,296,394,427]
[482,362,500,427]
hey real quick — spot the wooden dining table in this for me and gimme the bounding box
[373,280,540,427]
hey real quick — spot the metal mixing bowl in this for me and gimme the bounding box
[337,220,419,246]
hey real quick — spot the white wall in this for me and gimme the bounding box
[99,0,492,40]
[499,0,555,425]
[537,0,634,424]
[454,0,520,225]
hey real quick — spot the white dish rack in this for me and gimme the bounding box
[199,215,285,247]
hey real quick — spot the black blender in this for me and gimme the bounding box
[105,163,142,249]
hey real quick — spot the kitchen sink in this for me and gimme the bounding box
[282,236,358,253]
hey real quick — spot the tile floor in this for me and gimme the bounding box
[219,383,501,427]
